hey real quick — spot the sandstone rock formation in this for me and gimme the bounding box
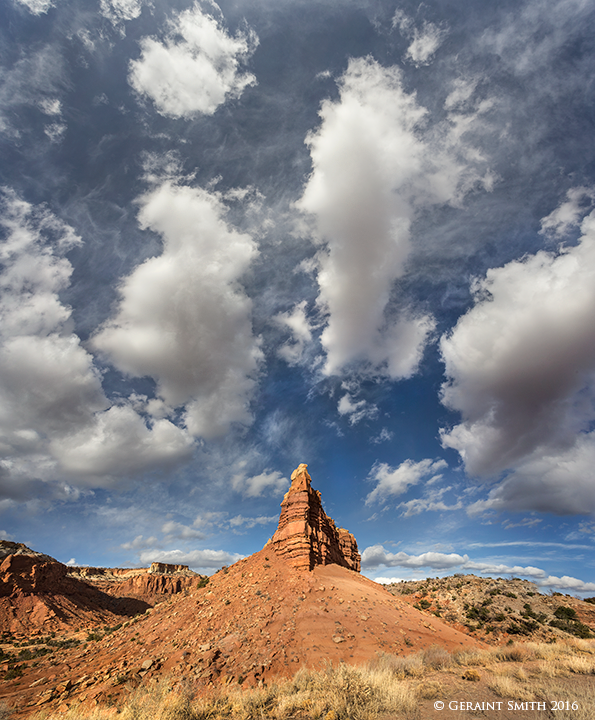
[148,562,190,574]
[0,542,206,636]
[0,540,54,562]
[269,463,360,572]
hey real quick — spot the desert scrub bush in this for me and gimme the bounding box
[452,649,490,667]
[535,658,571,678]
[554,606,578,620]
[507,618,539,635]
[368,651,424,679]
[3,664,24,680]
[36,636,60,647]
[561,655,595,674]
[549,618,593,638]
[192,684,280,720]
[566,637,595,654]
[491,665,529,682]
[495,643,534,663]
[416,680,444,699]
[213,663,418,720]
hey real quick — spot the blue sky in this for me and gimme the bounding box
[2,0,595,596]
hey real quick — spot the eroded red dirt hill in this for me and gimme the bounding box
[1,464,485,717]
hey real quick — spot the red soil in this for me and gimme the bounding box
[2,546,484,716]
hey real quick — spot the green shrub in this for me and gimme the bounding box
[507,619,538,635]
[3,664,23,681]
[554,606,577,620]
[549,618,592,639]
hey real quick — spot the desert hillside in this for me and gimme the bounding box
[0,465,593,719]
[385,575,595,644]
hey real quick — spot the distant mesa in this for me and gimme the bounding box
[269,463,361,572]
[148,562,190,574]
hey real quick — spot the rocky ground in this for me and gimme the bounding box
[0,546,485,717]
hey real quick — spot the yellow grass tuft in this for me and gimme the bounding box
[487,675,535,702]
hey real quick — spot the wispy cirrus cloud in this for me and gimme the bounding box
[392,9,448,67]
[365,458,447,506]
[14,0,54,14]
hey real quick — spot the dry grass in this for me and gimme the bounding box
[28,639,595,720]
[487,675,535,702]
[536,682,595,720]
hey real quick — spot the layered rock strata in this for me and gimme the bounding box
[269,463,360,572]
[149,562,190,574]
[0,542,207,635]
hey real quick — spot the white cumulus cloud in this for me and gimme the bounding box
[298,56,488,379]
[441,197,595,515]
[0,189,193,498]
[540,186,595,239]
[129,2,258,118]
[161,520,206,540]
[274,300,313,365]
[398,486,462,517]
[362,546,468,570]
[100,0,146,24]
[231,469,289,497]
[93,179,262,439]
[393,11,448,67]
[362,546,595,592]
[229,514,277,529]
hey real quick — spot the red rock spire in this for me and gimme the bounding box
[269,463,361,572]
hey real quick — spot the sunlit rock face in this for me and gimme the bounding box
[269,463,361,572]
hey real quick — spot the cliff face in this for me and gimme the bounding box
[0,543,207,635]
[0,553,71,597]
[269,463,360,572]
